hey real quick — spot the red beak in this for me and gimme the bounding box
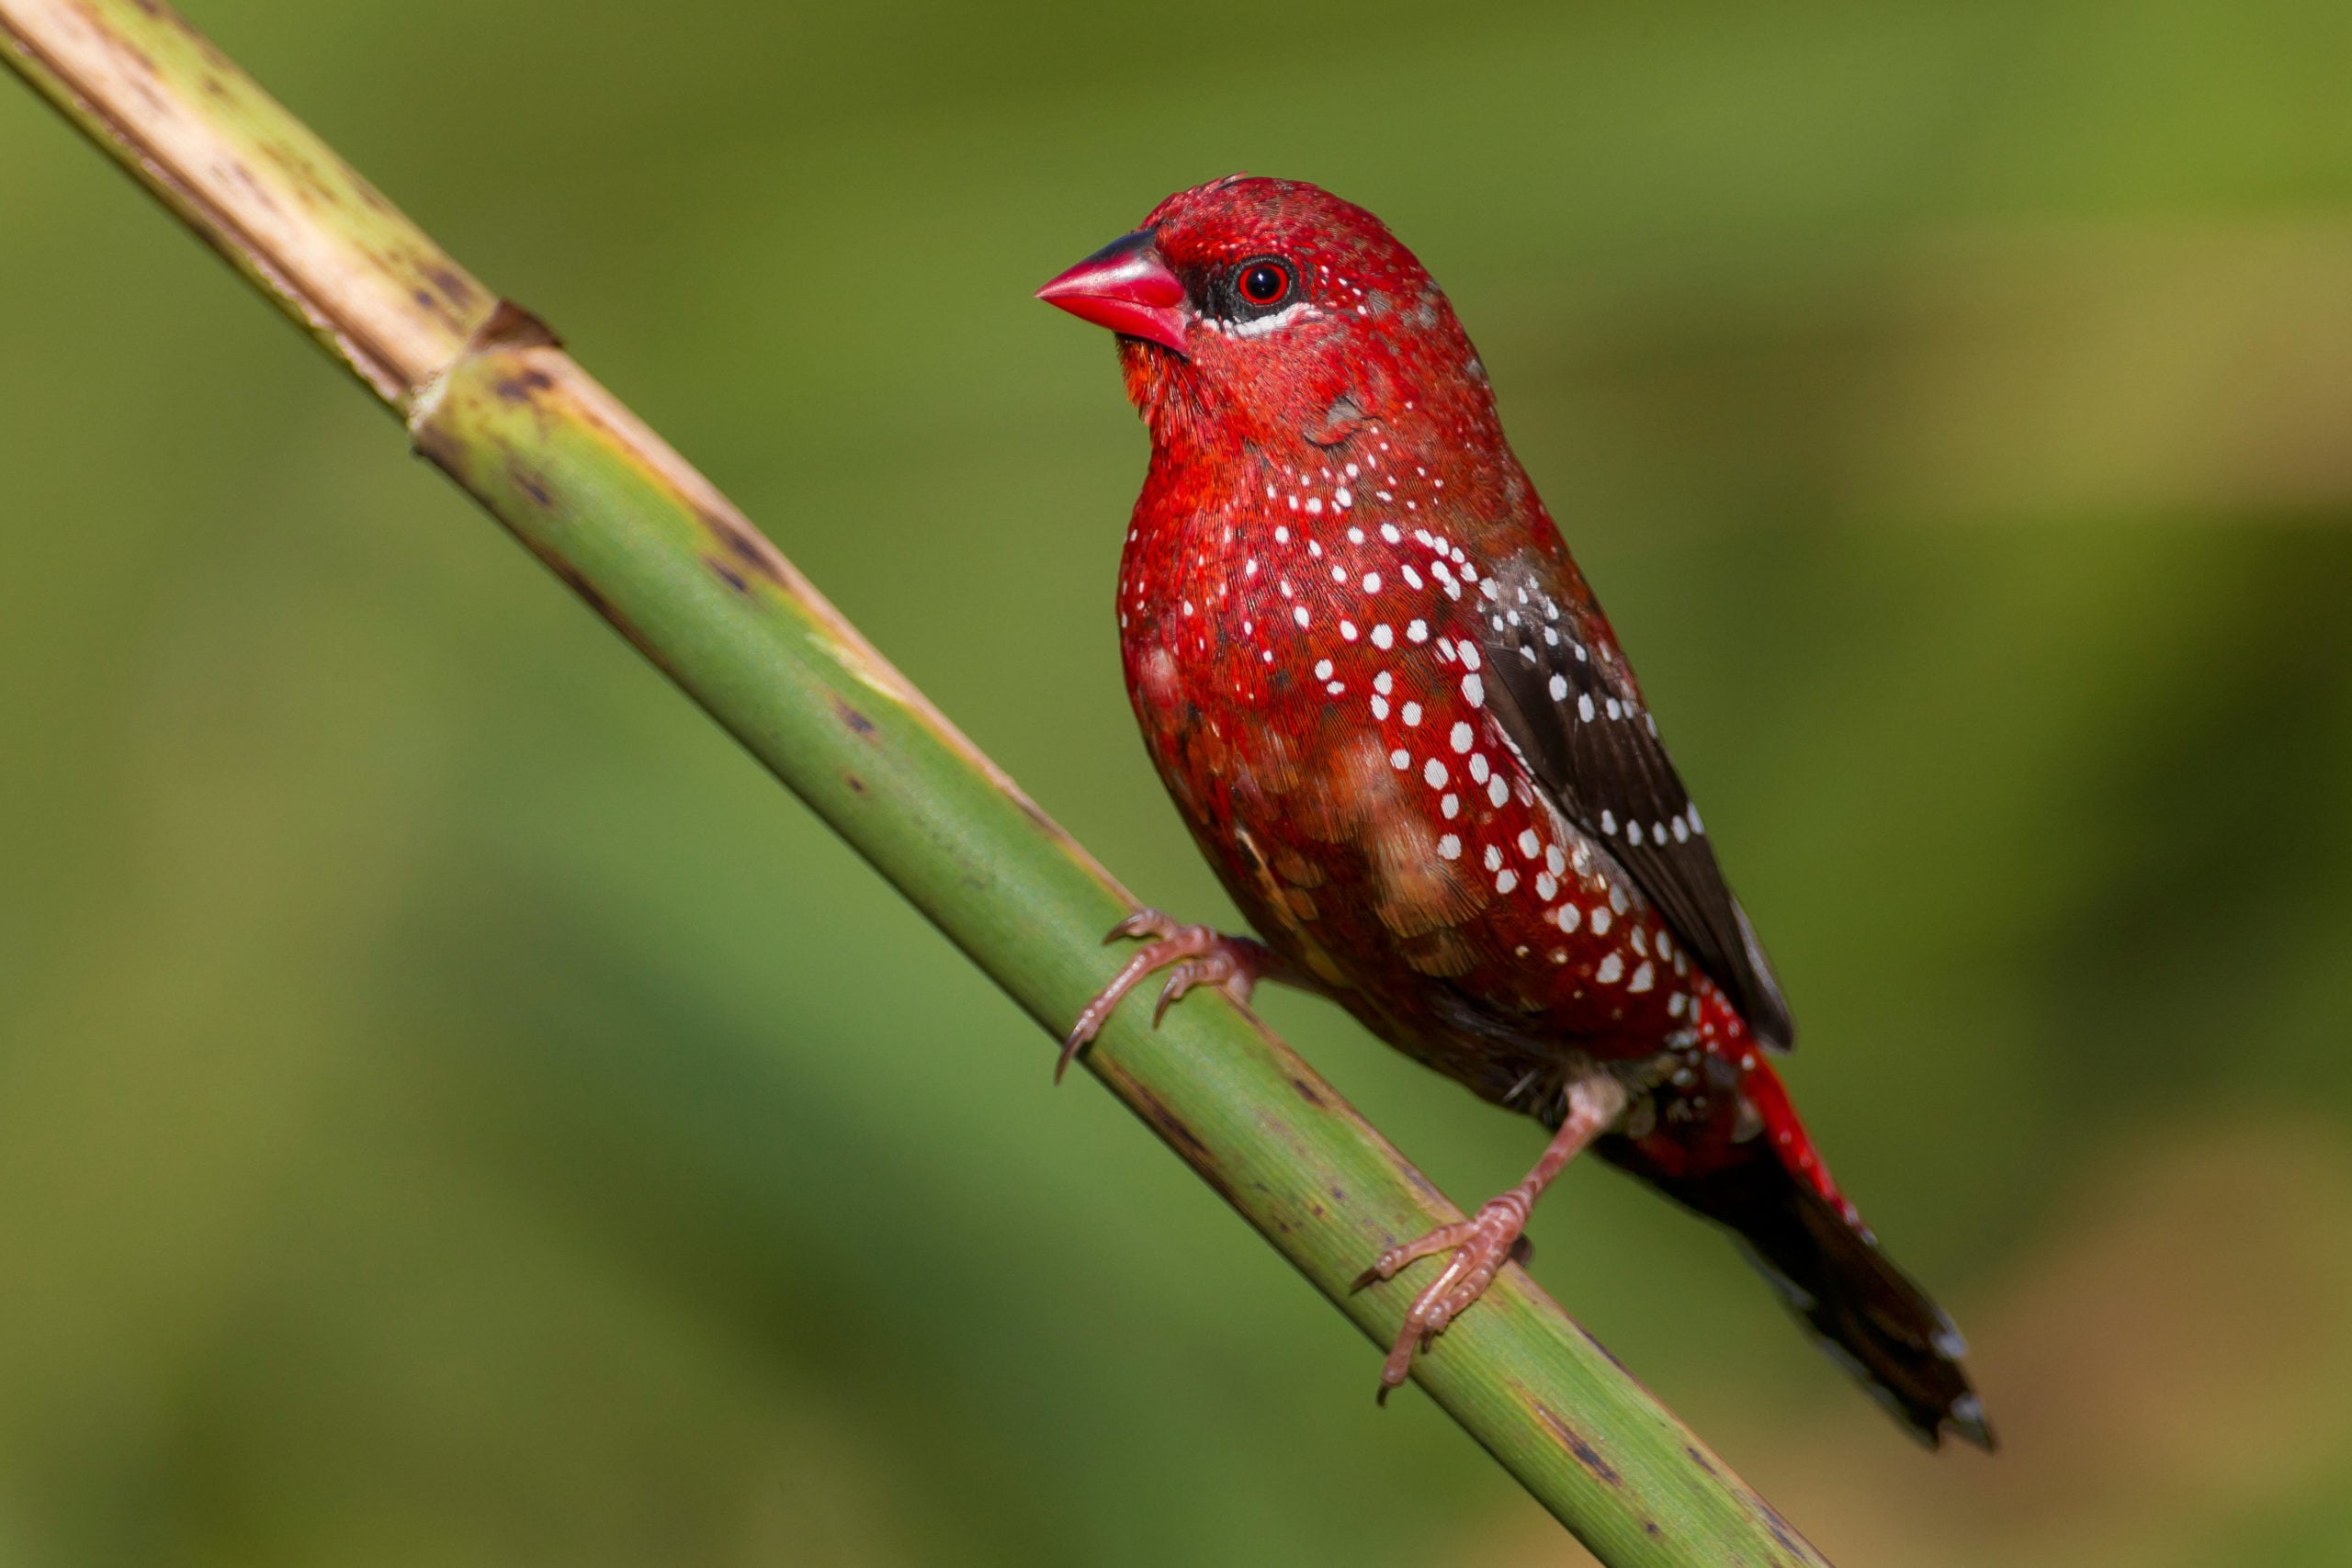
[1035,230,1189,355]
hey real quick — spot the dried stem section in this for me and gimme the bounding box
[1,4,1827,1562]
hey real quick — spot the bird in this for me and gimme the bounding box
[1035,174,1992,1450]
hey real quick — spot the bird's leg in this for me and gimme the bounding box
[1353,1074,1631,1401]
[1058,908,1291,1082]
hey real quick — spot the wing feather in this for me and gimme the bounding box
[1470,551,1795,1050]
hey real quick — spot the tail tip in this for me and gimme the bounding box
[1941,1392,1997,1453]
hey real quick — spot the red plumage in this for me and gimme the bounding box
[1042,175,1989,1450]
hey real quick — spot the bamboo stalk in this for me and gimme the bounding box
[1,4,1829,1562]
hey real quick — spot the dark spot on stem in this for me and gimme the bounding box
[832,696,876,737]
[432,267,480,312]
[541,557,611,624]
[1532,1404,1621,1486]
[1125,1081,1216,1173]
[1686,1445,1719,1477]
[1755,1497,1812,1562]
[505,459,553,510]
[1579,1325,1633,1374]
[253,142,340,212]
[219,160,281,217]
[494,368,555,403]
[1400,1166,1446,1203]
[1568,1434,1620,1487]
[843,772,866,795]
[708,558,748,592]
[1288,1076,1326,1108]
[695,511,787,590]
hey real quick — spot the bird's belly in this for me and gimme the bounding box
[1132,638,1705,1106]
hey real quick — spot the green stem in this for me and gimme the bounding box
[1,4,1826,1562]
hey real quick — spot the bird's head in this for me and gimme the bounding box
[1037,175,1491,459]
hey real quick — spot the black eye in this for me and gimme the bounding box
[1237,260,1291,309]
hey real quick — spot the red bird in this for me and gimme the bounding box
[1038,175,1991,1450]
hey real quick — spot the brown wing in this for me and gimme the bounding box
[1471,550,1795,1051]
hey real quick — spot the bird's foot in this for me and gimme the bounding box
[1058,910,1275,1081]
[1352,1191,1538,1402]
[1350,1077,1623,1401]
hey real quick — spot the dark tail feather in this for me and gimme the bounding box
[1600,1135,1996,1451]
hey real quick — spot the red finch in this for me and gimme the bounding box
[1039,175,1989,1450]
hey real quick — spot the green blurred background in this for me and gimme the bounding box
[6,1,2351,1562]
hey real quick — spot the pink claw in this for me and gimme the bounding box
[1357,1196,1536,1402]
[1351,1076,1624,1401]
[1058,910,1273,1082]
